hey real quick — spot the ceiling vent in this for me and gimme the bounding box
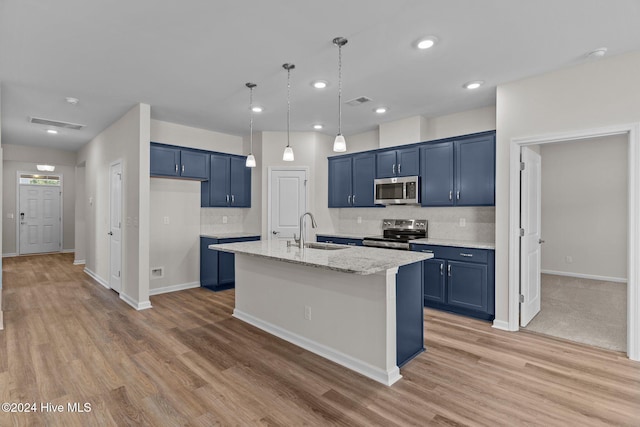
[345,96,372,106]
[29,117,85,130]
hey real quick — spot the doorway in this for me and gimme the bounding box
[508,123,640,361]
[109,161,123,293]
[268,167,308,240]
[17,172,62,255]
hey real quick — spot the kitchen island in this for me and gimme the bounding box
[209,239,432,385]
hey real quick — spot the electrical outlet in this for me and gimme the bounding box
[163,216,170,225]
[357,216,362,224]
[566,256,573,264]
[304,306,311,320]
[222,216,228,224]
[459,218,466,227]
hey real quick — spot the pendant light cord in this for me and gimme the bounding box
[249,85,254,153]
[287,66,291,147]
[337,42,342,135]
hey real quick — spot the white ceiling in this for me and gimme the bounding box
[2,0,640,151]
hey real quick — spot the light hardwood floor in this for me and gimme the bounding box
[1,253,639,426]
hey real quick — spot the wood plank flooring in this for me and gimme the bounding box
[0,253,638,426]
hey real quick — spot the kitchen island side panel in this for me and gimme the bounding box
[232,254,401,385]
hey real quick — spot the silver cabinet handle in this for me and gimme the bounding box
[449,190,453,201]
[392,164,396,174]
[226,195,230,203]
[421,249,433,253]
[456,191,460,200]
[440,263,443,275]
[175,164,178,173]
[231,195,235,204]
[460,253,473,257]
[398,164,401,174]
[448,264,451,276]
[348,195,352,205]
[182,164,185,174]
[352,194,356,204]
[347,242,356,246]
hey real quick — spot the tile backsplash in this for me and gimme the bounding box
[335,206,495,242]
[200,208,247,234]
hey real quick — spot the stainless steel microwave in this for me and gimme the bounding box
[374,176,420,205]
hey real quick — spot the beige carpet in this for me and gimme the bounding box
[523,274,626,352]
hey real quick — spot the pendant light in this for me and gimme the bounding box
[333,37,348,152]
[282,63,295,161]
[245,82,257,168]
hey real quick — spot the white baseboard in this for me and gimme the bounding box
[492,319,512,331]
[233,309,402,386]
[83,267,110,289]
[541,269,627,283]
[73,259,86,265]
[149,281,200,296]
[119,293,152,310]
[62,249,75,254]
[2,253,17,258]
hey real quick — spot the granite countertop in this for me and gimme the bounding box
[314,231,370,240]
[411,238,495,250]
[209,240,432,275]
[200,232,261,239]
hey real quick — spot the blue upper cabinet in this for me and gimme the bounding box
[328,153,376,207]
[421,132,495,207]
[205,153,251,208]
[375,147,420,178]
[421,142,455,206]
[455,134,495,206]
[150,143,209,180]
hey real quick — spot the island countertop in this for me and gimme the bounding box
[209,240,432,275]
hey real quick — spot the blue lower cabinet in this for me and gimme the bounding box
[316,235,363,246]
[200,235,260,291]
[411,244,495,321]
[396,262,424,367]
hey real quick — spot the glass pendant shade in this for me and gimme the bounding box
[245,153,256,167]
[333,134,346,152]
[282,146,294,161]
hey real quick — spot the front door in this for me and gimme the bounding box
[109,162,123,293]
[269,169,307,239]
[18,176,61,255]
[520,147,542,326]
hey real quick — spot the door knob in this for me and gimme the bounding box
[108,231,113,236]
[272,230,280,235]
[538,238,545,244]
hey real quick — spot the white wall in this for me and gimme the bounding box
[496,50,640,324]
[0,84,3,328]
[424,106,497,141]
[540,135,627,281]
[379,116,428,148]
[77,103,151,309]
[2,144,77,255]
[150,119,243,154]
[74,163,85,263]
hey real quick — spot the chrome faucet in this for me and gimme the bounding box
[294,212,317,249]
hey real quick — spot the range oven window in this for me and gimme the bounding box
[376,182,404,200]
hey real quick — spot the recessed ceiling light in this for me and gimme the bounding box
[251,106,263,113]
[46,129,58,134]
[312,80,328,89]
[65,97,79,105]
[463,81,484,90]
[313,124,323,130]
[416,36,438,50]
[374,107,387,114]
[587,47,607,59]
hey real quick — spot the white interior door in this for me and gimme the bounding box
[109,162,123,293]
[520,146,542,326]
[19,184,61,254]
[270,169,307,239]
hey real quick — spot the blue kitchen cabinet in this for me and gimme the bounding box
[420,133,495,207]
[411,243,495,320]
[201,235,261,291]
[375,147,420,178]
[328,153,376,207]
[395,261,424,367]
[150,143,209,180]
[202,153,251,207]
[316,235,363,246]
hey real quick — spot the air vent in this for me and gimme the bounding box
[345,96,372,106]
[29,117,85,130]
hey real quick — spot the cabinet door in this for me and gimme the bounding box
[375,150,397,178]
[447,261,488,313]
[218,252,235,285]
[200,237,219,287]
[209,154,231,207]
[229,156,251,207]
[150,145,180,177]
[351,153,376,207]
[396,262,424,367]
[421,142,454,206]
[180,150,209,180]
[328,157,353,207]
[423,259,446,303]
[397,147,420,176]
[455,135,495,206]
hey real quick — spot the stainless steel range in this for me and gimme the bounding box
[362,219,427,250]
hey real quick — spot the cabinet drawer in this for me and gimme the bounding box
[316,236,362,246]
[437,246,488,263]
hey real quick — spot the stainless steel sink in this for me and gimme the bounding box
[304,242,347,250]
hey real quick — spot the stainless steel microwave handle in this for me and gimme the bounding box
[392,164,396,175]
